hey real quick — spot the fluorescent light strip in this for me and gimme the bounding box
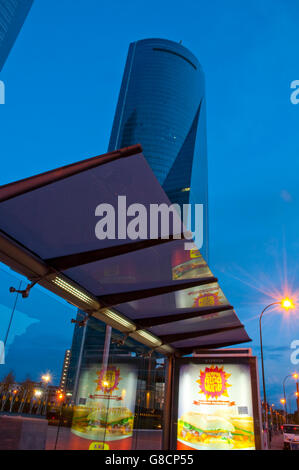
[52,277,95,305]
[137,330,162,346]
[104,310,135,329]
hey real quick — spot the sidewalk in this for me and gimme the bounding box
[269,433,284,450]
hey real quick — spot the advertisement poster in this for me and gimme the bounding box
[177,362,256,450]
[172,249,212,281]
[70,363,138,450]
[175,282,228,309]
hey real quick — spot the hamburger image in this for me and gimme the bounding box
[178,412,235,449]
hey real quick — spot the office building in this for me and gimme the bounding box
[108,38,208,258]
[0,0,33,71]
[59,349,71,392]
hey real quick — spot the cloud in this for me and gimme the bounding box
[0,304,40,350]
[280,189,292,202]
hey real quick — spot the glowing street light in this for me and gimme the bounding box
[283,372,298,419]
[259,298,296,444]
[281,298,295,310]
[34,389,42,398]
[280,398,286,422]
[41,374,51,384]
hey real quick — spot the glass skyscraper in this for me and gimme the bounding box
[108,38,208,258]
[67,39,210,430]
[0,0,33,71]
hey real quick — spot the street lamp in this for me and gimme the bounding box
[283,373,298,420]
[280,398,287,425]
[259,298,295,443]
[41,374,51,384]
[41,374,51,416]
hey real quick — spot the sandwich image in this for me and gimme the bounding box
[87,407,134,436]
[230,416,255,449]
[178,412,235,449]
[72,406,134,439]
[71,406,92,433]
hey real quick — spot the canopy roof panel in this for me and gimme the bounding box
[0,145,251,353]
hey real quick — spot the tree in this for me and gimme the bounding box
[1,370,15,391]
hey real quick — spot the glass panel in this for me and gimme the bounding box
[54,315,165,450]
[0,264,76,450]
[0,153,183,260]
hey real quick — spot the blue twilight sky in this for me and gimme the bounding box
[0,0,299,409]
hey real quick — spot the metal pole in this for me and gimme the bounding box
[270,405,273,429]
[102,325,112,446]
[259,302,278,448]
[72,316,88,405]
[162,355,174,450]
[102,325,112,372]
[0,281,22,364]
[54,400,64,450]
[259,309,268,440]
[283,378,288,418]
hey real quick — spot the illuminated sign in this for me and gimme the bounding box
[197,366,231,399]
[177,362,257,450]
[71,362,138,450]
[95,365,121,394]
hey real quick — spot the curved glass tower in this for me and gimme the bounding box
[0,0,34,71]
[108,38,208,258]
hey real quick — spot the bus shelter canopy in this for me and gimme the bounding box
[0,145,251,355]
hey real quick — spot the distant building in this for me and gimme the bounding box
[0,0,34,71]
[59,349,71,392]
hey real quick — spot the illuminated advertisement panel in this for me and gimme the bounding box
[174,356,262,450]
[172,249,211,280]
[175,282,228,309]
[70,362,138,450]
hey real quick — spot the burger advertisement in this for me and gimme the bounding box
[177,362,257,450]
[70,363,138,450]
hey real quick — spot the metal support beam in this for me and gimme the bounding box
[159,324,244,344]
[45,234,186,270]
[162,355,174,450]
[96,276,217,307]
[177,338,252,356]
[134,304,233,328]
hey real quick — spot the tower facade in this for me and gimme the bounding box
[0,0,34,71]
[108,38,208,258]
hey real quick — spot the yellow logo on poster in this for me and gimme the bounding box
[190,249,200,258]
[89,442,109,450]
[95,365,121,394]
[192,292,220,307]
[197,366,231,399]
